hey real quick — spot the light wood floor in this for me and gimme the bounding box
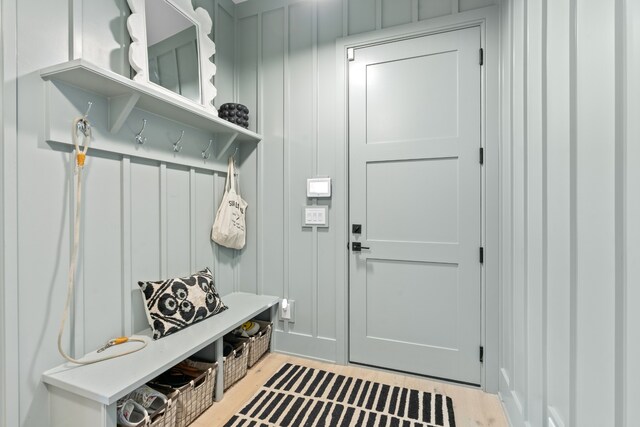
[191,353,508,427]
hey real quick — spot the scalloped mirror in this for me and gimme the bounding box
[127,0,217,114]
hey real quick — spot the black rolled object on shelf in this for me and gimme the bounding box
[218,103,250,129]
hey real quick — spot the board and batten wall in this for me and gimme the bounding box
[232,0,498,366]
[0,0,246,426]
[498,0,640,426]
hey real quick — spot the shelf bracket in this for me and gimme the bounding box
[108,93,141,133]
[215,132,239,159]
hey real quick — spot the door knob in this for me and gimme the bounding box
[351,242,370,252]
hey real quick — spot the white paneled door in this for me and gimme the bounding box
[348,27,482,384]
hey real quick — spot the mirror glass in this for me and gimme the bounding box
[144,0,200,103]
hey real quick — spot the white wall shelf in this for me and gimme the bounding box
[40,59,261,170]
[43,292,279,426]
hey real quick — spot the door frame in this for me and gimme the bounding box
[334,5,500,393]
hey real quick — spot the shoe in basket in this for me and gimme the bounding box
[126,384,168,418]
[117,398,149,427]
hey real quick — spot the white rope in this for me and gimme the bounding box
[57,117,147,365]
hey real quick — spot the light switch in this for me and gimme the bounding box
[302,206,328,227]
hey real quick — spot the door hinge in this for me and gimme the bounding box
[479,147,484,165]
[479,48,484,66]
[347,242,350,250]
[348,48,355,61]
[480,346,484,363]
[479,247,484,264]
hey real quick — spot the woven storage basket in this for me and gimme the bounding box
[144,389,179,427]
[150,365,215,427]
[223,339,249,390]
[181,358,219,399]
[246,320,272,368]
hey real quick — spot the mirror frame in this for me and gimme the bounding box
[126,0,217,114]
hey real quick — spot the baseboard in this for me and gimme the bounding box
[273,330,337,362]
[499,369,526,427]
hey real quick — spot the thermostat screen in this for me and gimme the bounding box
[307,178,331,197]
[309,181,329,194]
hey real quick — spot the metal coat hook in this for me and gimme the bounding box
[231,147,239,176]
[172,130,184,152]
[84,101,93,117]
[135,119,147,145]
[202,139,213,160]
[76,101,93,137]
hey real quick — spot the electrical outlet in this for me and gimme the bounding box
[280,299,295,323]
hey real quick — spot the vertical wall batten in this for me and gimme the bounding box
[625,3,640,425]
[522,0,530,418]
[1,0,19,422]
[498,0,513,394]
[213,171,220,291]
[342,0,349,36]
[613,1,626,426]
[568,0,577,424]
[121,156,132,336]
[311,1,319,338]
[539,0,548,424]
[189,168,196,272]
[525,0,547,424]
[283,4,291,327]
[508,0,516,398]
[160,163,168,279]
[256,11,265,295]
[69,0,82,59]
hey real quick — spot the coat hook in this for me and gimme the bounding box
[135,119,147,145]
[83,101,93,118]
[76,101,93,137]
[172,130,184,152]
[202,139,213,160]
[231,147,239,176]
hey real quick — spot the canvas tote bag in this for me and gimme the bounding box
[211,156,248,249]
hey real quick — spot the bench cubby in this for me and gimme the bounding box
[43,292,279,427]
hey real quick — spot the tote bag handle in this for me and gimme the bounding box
[224,156,240,194]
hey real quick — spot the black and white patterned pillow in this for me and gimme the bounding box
[138,268,228,339]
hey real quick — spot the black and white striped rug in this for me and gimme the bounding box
[224,363,456,427]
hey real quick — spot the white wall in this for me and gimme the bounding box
[1,1,242,426]
[498,0,640,426]
[233,0,499,368]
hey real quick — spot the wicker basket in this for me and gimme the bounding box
[181,358,219,400]
[246,320,272,368]
[150,365,215,427]
[144,390,179,427]
[223,339,249,390]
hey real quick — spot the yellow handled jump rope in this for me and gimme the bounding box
[57,115,147,365]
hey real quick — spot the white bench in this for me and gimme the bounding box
[43,292,279,427]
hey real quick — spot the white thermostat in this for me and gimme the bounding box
[307,177,332,198]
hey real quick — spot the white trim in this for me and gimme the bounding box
[335,5,500,392]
